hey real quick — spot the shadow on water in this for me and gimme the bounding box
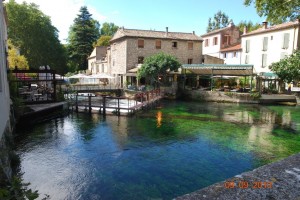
[13,100,300,200]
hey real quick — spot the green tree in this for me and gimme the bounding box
[100,22,119,36]
[5,0,67,74]
[67,6,100,71]
[237,20,261,32]
[270,50,300,83]
[7,39,29,70]
[93,35,112,47]
[137,53,181,86]
[244,0,300,24]
[206,11,231,33]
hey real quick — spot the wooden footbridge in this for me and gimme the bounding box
[68,89,162,116]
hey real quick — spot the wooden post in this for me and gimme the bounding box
[88,95,92,114]
[117,98,120,116]
[75,94,78,113]
[102,95,106,116]
[99,95,102,114]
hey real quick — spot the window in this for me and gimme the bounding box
[223,35,230,45]
[138,39,144,48]
[271,36,273,40]
[245,40,250,53]
[156,40,161,49]
[138,56,144,64]
[224,53,227,58]
[172,41,177,48]
[245,55,249,64]
[205,39,209,47]
[101,64,104,72]
[233,52,237,58]
[113,60,115,66]
[113,43,116,50]
[262,54,267,68]
[213,37,218,45]
[188,42,193,50]
[188,59,193,64]
[262,37,268,51]
[282,33,290,49]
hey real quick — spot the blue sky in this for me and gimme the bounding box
[16,0,265,42]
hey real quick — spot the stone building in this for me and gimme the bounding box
[87,46,109,74]
[108,27,203,85]
[201,22,242,63]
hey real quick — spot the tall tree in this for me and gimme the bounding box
[206,11,231,33]
[100,22,119,36]
[237,20,261,32]
[5,0,67,74]
[244,0,300,24]
[67,6,100,71]
[270,50,300,83]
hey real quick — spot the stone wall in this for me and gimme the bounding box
[126,38,202,71]
[184,90,259,103]
[0,122,13,186]
[110,40,127,75]
[203,54,224,64]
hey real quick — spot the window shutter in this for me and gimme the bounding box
[262,54,267,68]
[282,33,290,49]
[245,55,249,64]
[246,40,250,53]
[262,37,268,51]
[138,39,144,48]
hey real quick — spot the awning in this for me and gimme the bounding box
[182,64,254,76]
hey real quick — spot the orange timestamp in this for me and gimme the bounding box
[224,181,273,189]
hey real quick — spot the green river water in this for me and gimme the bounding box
[15,101,300,199]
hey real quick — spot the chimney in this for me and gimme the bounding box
[166,27,168,35]
[262,21,268,29]
[193,31,195,35]
[243,26,247,34]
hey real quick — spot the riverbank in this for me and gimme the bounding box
[176,153,300,200]
[183,90,297,105]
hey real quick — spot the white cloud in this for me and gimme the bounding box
[15,0,106,43]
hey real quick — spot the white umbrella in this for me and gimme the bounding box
[90,73,115,79]
[68,73,91,79]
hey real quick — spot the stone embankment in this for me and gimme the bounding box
[176,153,300,200]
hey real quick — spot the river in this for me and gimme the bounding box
[15,101,300,199]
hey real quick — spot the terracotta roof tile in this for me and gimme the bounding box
[220,44,241,52]
[110,28,203,42]
[242,21,300,37]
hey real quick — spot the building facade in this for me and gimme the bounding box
[87,46,109,75]
[201,22,241,61]
[220,44,242,64]
[108,27,203,84]
[0,0,10,140]
[241,21,300,74]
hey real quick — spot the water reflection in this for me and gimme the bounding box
[14,101,300,200]
[156,111,162,128]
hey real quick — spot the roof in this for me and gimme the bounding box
[110,28,203,42]
[182,64,254,76]
[201,23,237,37]
[242,20,300,37]
[220,44,242,52]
